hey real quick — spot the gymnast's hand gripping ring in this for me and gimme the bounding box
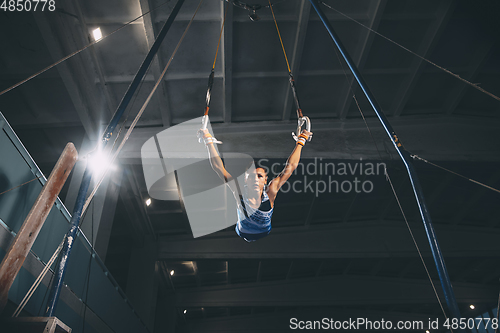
[292,116,312,142]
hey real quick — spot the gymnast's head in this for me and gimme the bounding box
[244,161,268,193]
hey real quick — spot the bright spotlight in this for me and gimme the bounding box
[470,304,475,309]
[170,270,175,276]
[183,309,187,314]
[92,28,102,41]
[146,198,152,206]
[88,150,115,177]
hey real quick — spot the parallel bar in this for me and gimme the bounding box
[308,0,462,321]
[45,0,186,316]
[0,143,77,312]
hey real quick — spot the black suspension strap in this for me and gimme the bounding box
[268,0,311,141]
[201,1,229,131]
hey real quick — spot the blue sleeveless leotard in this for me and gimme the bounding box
[235,190,273,242]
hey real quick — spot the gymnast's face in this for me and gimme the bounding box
[245,168,268,193]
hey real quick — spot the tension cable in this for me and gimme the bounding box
[322,0,500,196]
[410,154,500,194]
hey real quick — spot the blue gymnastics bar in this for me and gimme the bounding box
[308,0,462,321]
[45,0,186,316]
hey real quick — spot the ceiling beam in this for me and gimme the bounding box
[158,221,500,259]
[94,66,483,83]
[150,11,436,24]
[119,115,500,163]
[173,275,497,307]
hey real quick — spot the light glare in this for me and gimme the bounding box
[92,28,102,41]
[470,304,475,309]
[146,198,152,206]
[88,150,115,177]
[170,270,175,276]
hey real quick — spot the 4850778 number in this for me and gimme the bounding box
[1,0,55,11]
[443,318,499,330]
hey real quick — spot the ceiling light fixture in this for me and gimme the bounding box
[170,270,175,276]
[248,9,259,21]
[146,198,152,206]
[183,309,187,314]
[470,304,475,309]
[92,28,102,41]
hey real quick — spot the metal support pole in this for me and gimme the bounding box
[0,143,77,313]
[45,0,186,316]
[308,0,462,320]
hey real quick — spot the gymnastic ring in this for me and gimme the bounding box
[197,115,210,143]
[292,116,312,141]
[201,115,209,130]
